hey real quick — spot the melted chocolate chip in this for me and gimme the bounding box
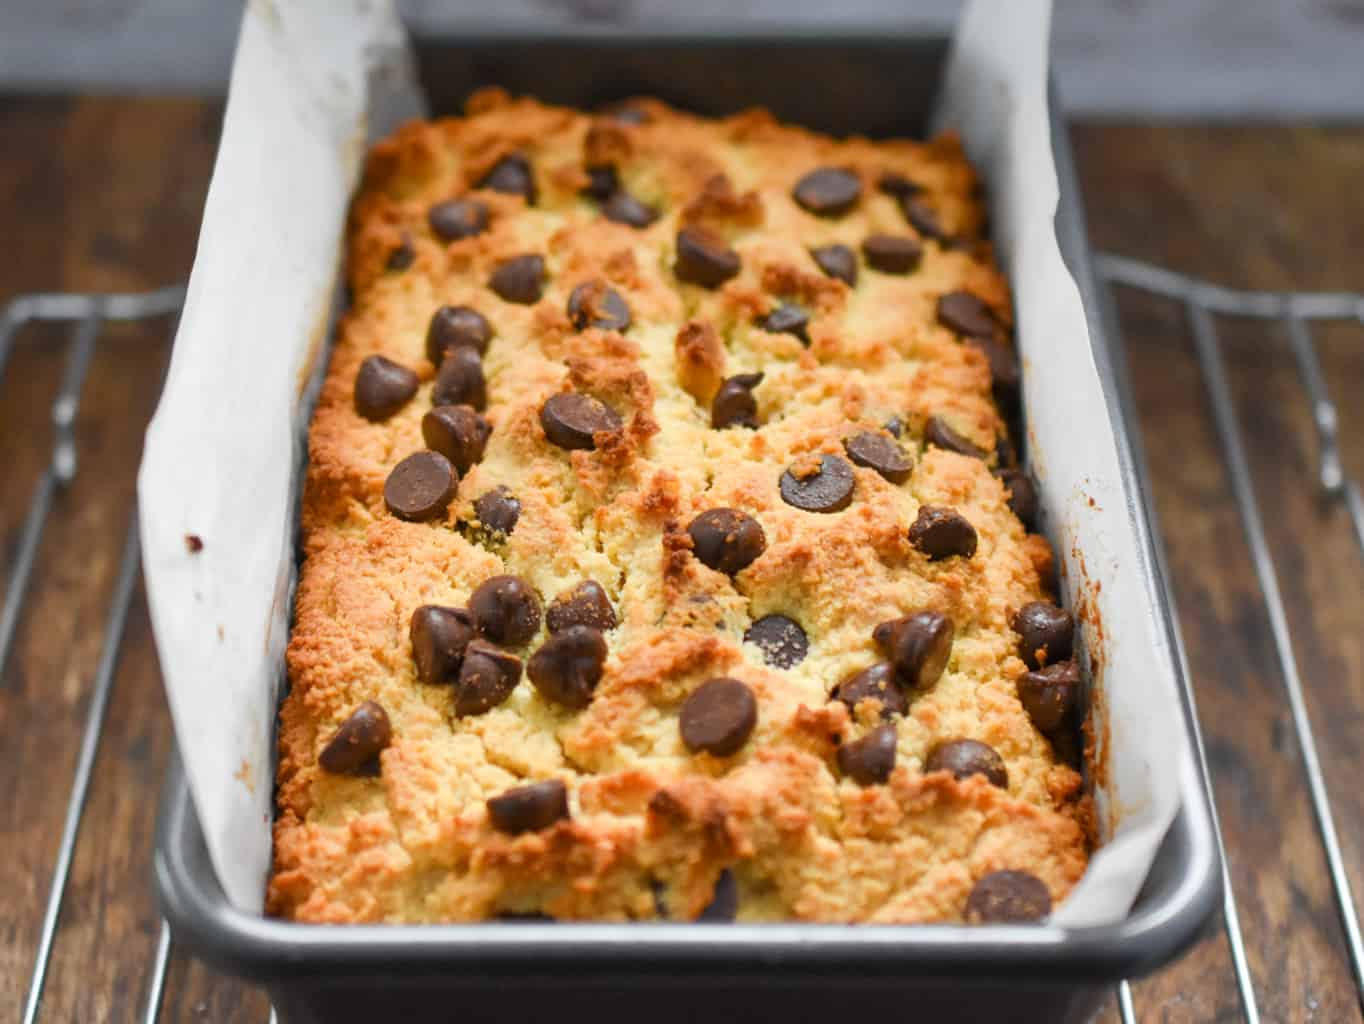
[908,505,978,560]
[547,580,618,633]
[831,663,908,719]
[873,610,953,690]
[470,575,542,647]
[422,405,490,473]
[924,415,986,459]
[743,614,808,669]
[318,701,392,774]
[410,605,475,684]
[602,190,660,228]
[711,372,763,430]
[679,677,758,756]
[698,869,738,922]
[687,508,767,575]
[780,454,855,513]
[877,171,923,198]
[838,723,898,785]
[567,281,631,332]
[996,468,1038,529]
[925,738,1008,789]
[1012,601,1074,669]
[539,392,623,451]
[901,196,948,241]
[583,164,619,201]
[527,625,607,710]
[454,640,523,717]
[474,486,520,536]
[759,302,810,345]
[1017,660,1083,734]
[479,153,536,204]
[964,870,1052,924]
[426,305,492,364]
[675,226,740,288]
[792,167,862,217]
[843,431,913,484]
[862,234,923,274]
[386,236,415,270]
[967,335,1022,405]
[489,253,546,304]
[810,243,858,287]
[937,290,998,339]
[487,779,569,835]
[384,451,457,522]
[354,355,418,421]
[428,198,488,241]
[432,347,487,411]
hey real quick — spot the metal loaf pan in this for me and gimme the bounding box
[154,30,1220,1024]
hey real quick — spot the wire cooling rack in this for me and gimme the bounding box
[3,256,1361,1023]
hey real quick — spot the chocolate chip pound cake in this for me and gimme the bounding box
[268,88,1092,925]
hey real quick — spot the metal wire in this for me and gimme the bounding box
[143,922,173,1024]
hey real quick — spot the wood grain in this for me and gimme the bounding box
[1,102,1361,1023]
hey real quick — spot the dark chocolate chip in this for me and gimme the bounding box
[479,153,536,204]
[547,580,618,633]
[410,605,476,684]
[428,198,489,241]
[780,453,855,513]
[1017,660,1083,734]
[925,738,1008,789]
[967,336,1022,404]
[698,869,738,922]
[996,468,1038,529]
[837,723,898,785]
[474,486,521,536]
[873,610,954,690]
[964,870,1052,924]
[908,505,978,560]
[528,625,607,710]
[384,451,457,522]
[454,639,523,717]
[937,290,998,339]
[679,677,758,756]
[567,281,631,332]
[583,164,619,201]
[539,392,624,451]
[489,253,546,304]
[432,347,487,411]
[1012,601,1074,669]
[422,404,491,473]
[862,234,923,274]
[884,415,904,438]
[924,415,986,459]
[831,663,908,719]
[810,243,858,287]
[386,236,415,271]
[711,372,763,430]
[426,305,492,363]
[487,779,569,835]
[602,190,660,228]
[792,167,862,217]
[877,171,923,198]
[470,575,543,647]
[687,508,767,575]
[354,355,419,421]
[318,701,392,774]
[743,614,808,669]
[996,434,1019,469]
[843,431,913,484]
[675,226,740,288]
[901,196,948,241]
[758,302,810,345]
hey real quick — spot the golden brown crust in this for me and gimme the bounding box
[269,89,1087,924]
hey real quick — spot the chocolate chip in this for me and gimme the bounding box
[698,869,738,922]
[318,701,392,774]
[924,416,986,459]
[838,723,898,785]
[744,614,808,669]
[454,639,523,717]
[873,611,953,690]
[539,392,623,451]
[925,738,1008,789]
[528,625,607,710]
[479,153,536,204]
[1012,601,1074,669]
[964,870,1052,924]
[386,236,415,270]
[758,302,809,345]
[567,281,631,332]
[603,190,659,228]
[1017,660,1082,734]
[901,196,948,241]
[780,454,855,513]
[422,405,491,473]
[937,290,998,339]
[432,347,487,411]
[792,167,862,217]
[843,431,913,484]
[410,605,476,684]
[679,677,758,756]
[675,226,740,288]
[583,164,618,201]
[862,234,923,274]
[474,486,520,536]
[489,254,546,304]
[426,305,492,364]
[546,580,617,633]
[487,779,569,835]
[470,575,543,647]
[877,171,923,198]
[967,336,1022,404]
[353,355,418,421]
[384,451,457,522]
[996,435,1019,469]
[908,505,978,560]
[831,663,908,719]
[687,508,766,575]
[428,198,489,241]
[884,415,904,438]
[711,372,763,430]
[996,468,1038,529]
[810,243,858,286]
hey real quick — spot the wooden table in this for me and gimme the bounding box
[1,97,1361,1023]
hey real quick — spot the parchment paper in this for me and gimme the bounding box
[140,0,1187,923]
